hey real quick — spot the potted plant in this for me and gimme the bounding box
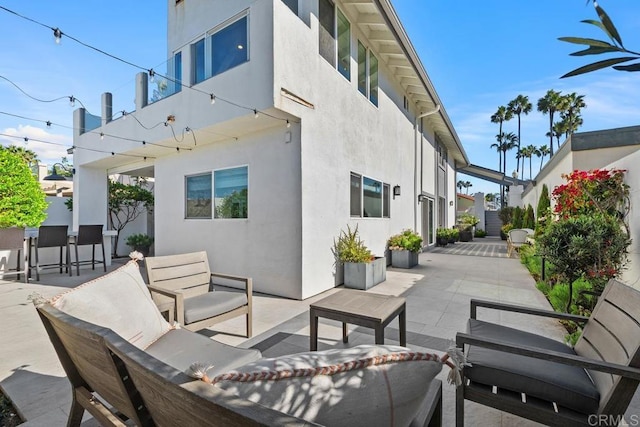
[500,223,513,241]
[333,225,386,290]
[0,149,48,278]
[125,233,154,257]
[448,228,459,244]
[387,229,422,268]
[457,213,479,242]
[436,228,449,247]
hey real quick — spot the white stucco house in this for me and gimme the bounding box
[71,0,469,299]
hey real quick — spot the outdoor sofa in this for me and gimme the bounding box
[34,256,451,426]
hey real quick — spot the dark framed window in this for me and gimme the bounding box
[185,173,212,219]
[193,38,206,84]
[214,166,248,219]
[369,52,378,106]
[357,40,378,106]
[350,173,389,218]
[357,41,367,96]
[211,16,248,76]
[319,0,336,67]
[337,9,350,80]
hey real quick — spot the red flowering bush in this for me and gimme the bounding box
[552,168,629,220]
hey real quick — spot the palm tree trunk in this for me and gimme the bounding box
[529,156,533,180]
[516,115,521,173]
[539,154,545,172]
[549,113,554,156]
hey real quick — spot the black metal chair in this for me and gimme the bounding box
[0,227,28,283]
[32,225,71,281]
[69,225,106,276]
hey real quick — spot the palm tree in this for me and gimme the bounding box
[463,181,472,194]
[500,132,518,178]
[457,180,464,193]
[537,89,563,157]
[523,145,540,180]
[558,93,586,139]
[538,145,550,171]
[1,145,39,168]
[507,95,532,175]
[490,140,503,173]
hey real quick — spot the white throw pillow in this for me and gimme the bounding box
[213,345,442,426]
[50,260,171,349]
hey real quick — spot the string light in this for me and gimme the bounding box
[100,132,104,140]
[53,27,62,44]
[121,110,127,120]
[210,94,216,105]
[286,120,291,128]
[69,96,75,107]
[148,69,155,83]
[254,109,259,119]
[0,6,299,126]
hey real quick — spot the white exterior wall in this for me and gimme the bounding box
[272,1,447,298]
[154,125,303,298]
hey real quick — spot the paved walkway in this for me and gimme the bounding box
[1,247,638,426]
[430,237,509,258]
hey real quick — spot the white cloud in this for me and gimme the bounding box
[1,125,72,166]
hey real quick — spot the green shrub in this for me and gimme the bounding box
[523,204,535,229]
[474,229,487,238]
[535,184,550,237]
[125,233,154,248]
[333,225,373,263]
[512,206,523,229]
[535,281,552,296]
[449,228,460,240]
[458,213,479,231]
[548,279,594,314]
[498,207,514,225]
[0,149,47,227]
[387,229,423,253]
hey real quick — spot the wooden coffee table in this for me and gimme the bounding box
[309,289,406,351]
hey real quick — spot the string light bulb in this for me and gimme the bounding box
[46,121,52,128]
[100,132,104,140]
[254,109,259,119]
[286,120,291,128]
[69,96,75,108]
[210,94,216,105]
[121,110,127,120]
[148,69,155,83]
[185,127,191,133]
[53,28,62,44]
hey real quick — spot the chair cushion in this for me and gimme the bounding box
[50,260,171,349]
[213,345,443,427]
[183,291,247,325]
[145,328,261,377]
[466,319,599,414]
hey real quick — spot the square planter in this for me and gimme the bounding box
[391,249,419,269]
[344,257,386,290]
[459,230,473,242]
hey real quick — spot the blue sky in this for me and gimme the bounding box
[1,1,639,195]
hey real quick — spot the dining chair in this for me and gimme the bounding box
[69,225,106,275]
[32,225,71,281]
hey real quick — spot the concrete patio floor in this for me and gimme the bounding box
[1,239,639,426]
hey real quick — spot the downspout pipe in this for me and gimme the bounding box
[414,105,441,232]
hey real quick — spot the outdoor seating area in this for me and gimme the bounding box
[3,247,640,426]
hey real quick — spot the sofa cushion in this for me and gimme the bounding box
[50,260,171,349]
[213,345,443,427]
[183,291,247,325]
[466,319,599,414]
[145,328,260,377]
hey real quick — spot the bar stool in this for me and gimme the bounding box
[69,225,106,275]
[32,225,71,281]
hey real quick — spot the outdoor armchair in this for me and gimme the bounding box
[145,251,252,337]
[506,228,529,258]
[455,278,640,426]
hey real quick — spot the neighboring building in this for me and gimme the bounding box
[71,0,468,299]
[520,125,640,288]
[457,193,474,213]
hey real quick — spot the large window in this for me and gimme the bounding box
[192,14,249,85]
[185,173,212,219]
[318,0,351,80]
[350,173,390,218]
[214,166,248,219]
[282,0,298,15]
[357,40,378,106]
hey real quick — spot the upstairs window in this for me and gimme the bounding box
[319,0,351,81]
[357,40,378,106]
[282,0,298,15]
[192,13,249,85]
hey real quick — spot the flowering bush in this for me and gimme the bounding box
[553,169,629,221]
[387,229,423,253]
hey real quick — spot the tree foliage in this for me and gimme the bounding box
[0,149,47,227]
[560,1,640,78]
[535,184,551,237]
[108,180,154,256]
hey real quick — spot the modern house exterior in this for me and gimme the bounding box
[71,0,469,299]
[520,125,640,289]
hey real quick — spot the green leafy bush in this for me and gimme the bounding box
[0,149,47,227]
[458,213,479,231]
[387,229,423,253]
[125,233,154,248]
[449,228,460,240]
[333,225,373,263]
[548,278,594,314]
[474,229,487,238]
[535,184,550,237]
[498,207,514,225]
[523,204,535,229]
[512,206,523,229]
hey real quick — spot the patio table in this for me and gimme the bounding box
[309,289,406,351]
